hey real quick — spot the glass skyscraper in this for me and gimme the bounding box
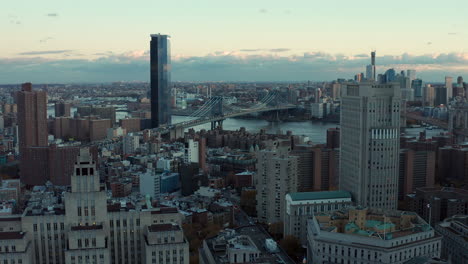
[150,34,171,128]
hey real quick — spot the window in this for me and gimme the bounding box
[91,206,95,216]
[77,207,81,216]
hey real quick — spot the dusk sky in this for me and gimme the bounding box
[2,0,468,83]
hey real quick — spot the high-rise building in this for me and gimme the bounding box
[384,68,396,83]
[150,34,171,128]
[54,101,71,117]
[340,82,401,210]
[457,76,464,86]
[407,69,417,82]
[412,79,424,100]
[16,83,47,150]
[406,187,468,225]
[435,87,447,105]
[255,146,298,224]
[371,51,376,80]
[446,76,453,101]
[424,84,435,106]
[184,139,199,164]
[0,148,188,264]
[77,105,116,124]
[398,148,436,200]
[366,65,374,81]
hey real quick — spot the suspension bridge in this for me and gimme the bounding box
[158,90,297,138]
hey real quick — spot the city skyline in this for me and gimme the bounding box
[2,0,468,82]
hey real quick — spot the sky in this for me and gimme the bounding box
[2,0,468,83]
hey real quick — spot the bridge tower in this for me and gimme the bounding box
[210,96,224,130]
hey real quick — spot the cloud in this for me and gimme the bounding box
[354,54,369,58]
[259,8,267,13]
[240,49,262,52]
[46,13,59,17]
[2,50,468,83]
[39,37,54,43]
[448,32,457,35]
[269,48,290,53]
[18,50,73,55]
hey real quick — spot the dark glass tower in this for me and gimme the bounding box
[150,34,171,128]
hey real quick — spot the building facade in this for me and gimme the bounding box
[340,82,401,210]
[150,34,171,128]
[17,83,48,150]
[435,215,468,264]
[284,191,352,245]
[406,187,468,225]
[0,148,188,264]
[255,146,298,224]
[307,207,442,264]
[55,101,71,117]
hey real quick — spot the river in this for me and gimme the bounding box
[171,116,447,144]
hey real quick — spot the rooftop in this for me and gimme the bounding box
[288,190,351,201]
[314,207,431,241]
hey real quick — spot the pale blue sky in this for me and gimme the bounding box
[2,0,468,82]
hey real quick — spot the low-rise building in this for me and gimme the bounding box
[435,215,468,264]
[199,227,294,264]
[307,207,442,264]
[284,191,352,245]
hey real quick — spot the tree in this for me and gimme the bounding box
[279,235,301,259]
[240,189,257,216]
[268,221,284,240]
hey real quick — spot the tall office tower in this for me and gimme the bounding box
[64,148,111,263]
[371,51,376,80]
[255,146,298,224]
[445,76,453,101]
[424,84,435,106]
[340,82,401,210]
[457,76,464,86]
[435,87,447,105]
[17,83,47,150]
[150,34,171,128]
[384,68,396,83]
[366,64,374,80]
[412,79,424,100]
[407,69,416,82]
[55,100,71,117]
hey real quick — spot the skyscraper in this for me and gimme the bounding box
[366,64,373,80]
[255,146,298,224]
[54,100,71,117]
[340,82,401,210]
[150,34,171,128]
[371,50,376,80]
[17,83,47,150]
[384,68,396,83]
[412,79,424,99]
[446,76,453,101]
[407,69,416,82]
